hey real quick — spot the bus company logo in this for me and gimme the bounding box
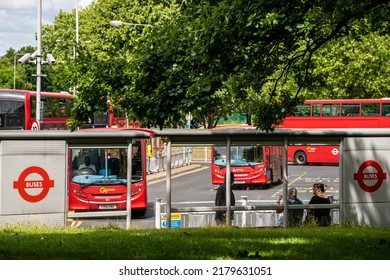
[353,160,387,193]
[100,187,109,194]
[232,168,245,172]
[306,146,316,152]
[13,166,54,203]
[100,187,115,194]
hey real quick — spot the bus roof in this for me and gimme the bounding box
[304,98,390,103]
[0,89,73,98]
[0,129,153,145]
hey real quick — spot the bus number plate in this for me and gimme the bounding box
[99,204,117,209]
[234,180,245,184]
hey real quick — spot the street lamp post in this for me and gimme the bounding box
[36,0,42,126]
[13,53,22,89]
[76,0,79,58]
[16,1,55,129]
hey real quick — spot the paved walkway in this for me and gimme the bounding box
[147,163,204,183]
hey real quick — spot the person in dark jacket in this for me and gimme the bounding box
[276,187,304,227]
[215,172,236,225]
[306,183,332,226]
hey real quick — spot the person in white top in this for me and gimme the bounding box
[79,155,96,172]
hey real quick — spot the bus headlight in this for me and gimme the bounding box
[132,187,143,196]
[72,188,87,199]
[255,168,263,174]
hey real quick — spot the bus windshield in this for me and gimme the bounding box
[213,145,264,166]
[70,143,143,186]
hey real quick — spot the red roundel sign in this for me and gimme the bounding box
[353,160,387,193]
[13,166,55,203]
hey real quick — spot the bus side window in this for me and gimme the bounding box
[362,103,379,116]
[312,104,320,117]
[342,104,360,116]
[381,103,390,116]
[294,104,310,117]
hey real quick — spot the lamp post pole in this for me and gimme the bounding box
[36,0,42,127]
[13,53,22,89]
[73,0,79,94]
[75,0,79,59]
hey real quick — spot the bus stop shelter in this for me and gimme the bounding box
[0,129,153,229]
[2,128,390,229]
[153,127,390,228]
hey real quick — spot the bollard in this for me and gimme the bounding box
[155,198,162,229]
[241,196,248,227]
[149,156,157,173]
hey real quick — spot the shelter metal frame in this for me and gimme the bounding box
[0,129,153,229]
[152,128,390,228]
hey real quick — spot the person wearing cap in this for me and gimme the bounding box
[276,187,304,227]
[305,183,332,226]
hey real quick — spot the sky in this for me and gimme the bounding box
[0,0,93,56]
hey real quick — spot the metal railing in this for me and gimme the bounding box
[155,197,340,228]
[147,147,192,174]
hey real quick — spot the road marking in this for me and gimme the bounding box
[148,166,209,185]
[67,220,83,228]
[288,171,307,186]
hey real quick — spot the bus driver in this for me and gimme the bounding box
[79,155,97,172]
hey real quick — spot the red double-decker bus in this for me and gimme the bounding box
[0,89,73,130]
[211,126,284,189]
[280,98,390,164]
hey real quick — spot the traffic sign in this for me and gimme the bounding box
[161,213,182,228]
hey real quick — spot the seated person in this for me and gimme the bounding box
[276,187,304,227]
[79,155,97,172]
[306,183,332,226]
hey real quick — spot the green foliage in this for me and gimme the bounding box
[302,31,390,99]
[2,0,390,130]
[0,47,38,90]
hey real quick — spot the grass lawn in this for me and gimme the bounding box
[1,225,390,260]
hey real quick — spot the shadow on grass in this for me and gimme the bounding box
[1,225,390,260]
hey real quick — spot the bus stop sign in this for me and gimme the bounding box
[13,166,54,203]
[353,160,387,193]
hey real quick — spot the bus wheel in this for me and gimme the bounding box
[132,209,146,218]
[294,151,307,165]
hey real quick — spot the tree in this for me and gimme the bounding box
[302,31,390,100]
[48,0,180,130]
[41,0,390,131]
[0,47,37,90]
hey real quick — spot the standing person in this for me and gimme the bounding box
[215,172,236,225]
[306,183,332,226]
[276,188,304,226]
